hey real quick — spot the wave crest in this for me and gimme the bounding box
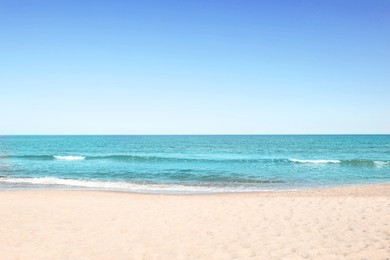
[289,159,341,164]
[1,155,388,167]
[54,156,85,161]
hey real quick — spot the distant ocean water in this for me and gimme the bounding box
[0,135,389,194]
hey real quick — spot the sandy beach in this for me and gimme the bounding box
[0,185,389,259]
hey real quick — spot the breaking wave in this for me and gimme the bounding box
[0,177,278,194]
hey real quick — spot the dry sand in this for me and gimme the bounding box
[0,185,389,259]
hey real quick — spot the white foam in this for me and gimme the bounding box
[0,177,276,194]
[54,156,85,161]
[289,159,341,164]
[374,161,389,167]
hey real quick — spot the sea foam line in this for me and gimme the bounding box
[0,177,276,194]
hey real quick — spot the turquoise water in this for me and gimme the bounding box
[0,135,389,193]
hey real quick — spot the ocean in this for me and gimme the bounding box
[0,135,389,193]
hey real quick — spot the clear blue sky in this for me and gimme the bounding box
[0,0,389,134]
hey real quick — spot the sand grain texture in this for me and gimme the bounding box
[0,185,389,259]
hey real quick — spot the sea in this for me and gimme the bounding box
[0,135,389,194]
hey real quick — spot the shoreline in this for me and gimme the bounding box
[1,183,389,196]
[1,184,389,259]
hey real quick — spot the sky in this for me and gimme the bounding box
[0,0,389,134]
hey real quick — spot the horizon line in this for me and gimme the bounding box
[1,134,389,136]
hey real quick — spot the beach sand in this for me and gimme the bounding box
[0,185,389,259]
